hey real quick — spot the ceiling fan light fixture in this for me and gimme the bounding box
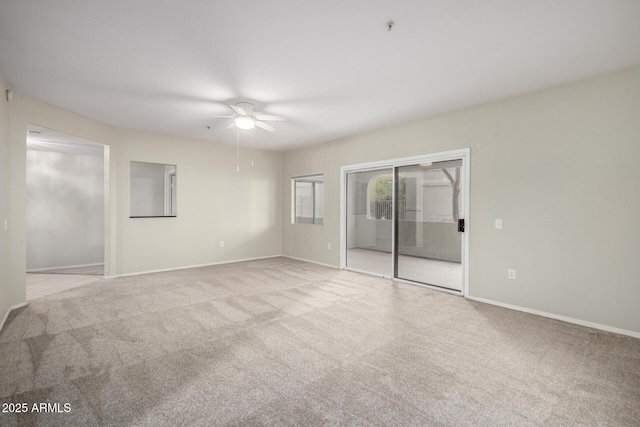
[235,115,256,130]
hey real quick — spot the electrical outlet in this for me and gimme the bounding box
[495,219,503,229]
[327,243,331,250]
[508,269,516,280]
[219,241,224,248]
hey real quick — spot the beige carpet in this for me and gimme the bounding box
[0,257,638,426]
[26,274,103,301]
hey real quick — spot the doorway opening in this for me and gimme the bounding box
[25,125,107,300]
[341,149,470,295]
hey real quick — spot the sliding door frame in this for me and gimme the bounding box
[340,148,470,296]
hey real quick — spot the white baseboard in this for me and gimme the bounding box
[281,255,339,269]
[111,254,339,280]
[0,306,8,333]
[467,296,640,339]
[114,255,282,278]
[27,262,104,273]
[0,302,28,333]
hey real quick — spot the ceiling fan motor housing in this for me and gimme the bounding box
[236,102,254,116]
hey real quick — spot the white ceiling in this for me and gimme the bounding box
[2,1,640,151]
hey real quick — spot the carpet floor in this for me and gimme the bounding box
[0,257,638,426]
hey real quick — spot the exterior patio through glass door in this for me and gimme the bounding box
[345,168,393,278]
[394,160,464,291]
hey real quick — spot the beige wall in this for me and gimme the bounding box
[282,66,640,334]
[115,128,282,275]
[0,76,11,326]
[26,150,105,270]
[5,94,283,311]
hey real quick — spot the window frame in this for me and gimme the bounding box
[292,173,324,225]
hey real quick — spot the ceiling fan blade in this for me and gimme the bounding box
[229,104,247,116]
[254,114,286,122]
[255,121,276,132]
[226,122,237,130]
[208,115,234,119]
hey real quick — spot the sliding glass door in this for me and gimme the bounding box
[342,151,468,293]
[394,160,464,290]
[345,168,393,277]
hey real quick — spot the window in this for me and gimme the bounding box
[292,174,324,224]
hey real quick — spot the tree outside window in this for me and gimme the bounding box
[368,174,405,220]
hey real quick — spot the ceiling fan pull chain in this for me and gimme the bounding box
[251,129,254,167]
[236,129,240,172]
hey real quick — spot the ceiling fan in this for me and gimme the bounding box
[210,102,285,132]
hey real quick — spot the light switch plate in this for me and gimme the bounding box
[495,219,503,229]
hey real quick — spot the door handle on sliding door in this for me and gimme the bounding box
[458,219,465,232]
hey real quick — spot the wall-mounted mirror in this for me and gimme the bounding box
[130,161,177,217]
